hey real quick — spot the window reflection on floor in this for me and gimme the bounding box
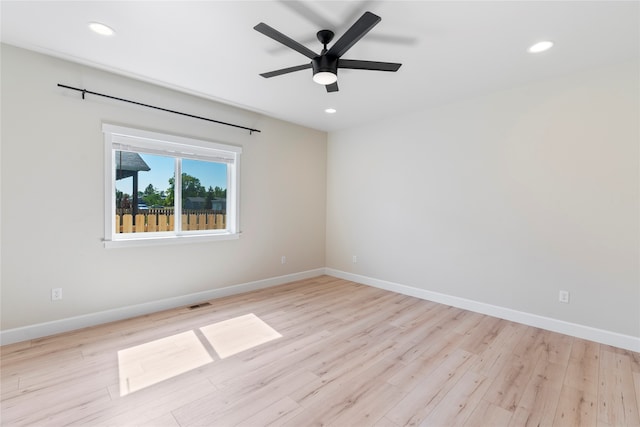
[117,330,213,396]
[200,313,282,359]
[117,313,282,396]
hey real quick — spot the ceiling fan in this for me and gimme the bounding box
[254,11,402,92]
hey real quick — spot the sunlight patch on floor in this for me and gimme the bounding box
[200,313,282,359]
[117,330,213,396]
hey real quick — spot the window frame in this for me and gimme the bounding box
[103,124,241,248]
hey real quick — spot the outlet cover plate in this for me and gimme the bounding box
[559,290,569,304]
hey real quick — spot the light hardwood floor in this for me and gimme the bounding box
[1,276,639,426]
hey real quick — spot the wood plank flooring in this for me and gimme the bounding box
[1,275,639,426]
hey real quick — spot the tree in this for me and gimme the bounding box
[166,177,175,207]
[141,183,165,207]
[213,186,226,198]
[182,174,206,199]
[115,190,132,209]
[166,173,211,208]
[206,186,215,208]
[115,189,126,208]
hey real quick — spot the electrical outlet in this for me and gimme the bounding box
[352,255,357,263]
[51,288,63,301]
[281,256,286,264]
[558,290,569,304]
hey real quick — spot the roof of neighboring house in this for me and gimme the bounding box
[186,197,206,202]
[115,152,150,180]
[116,152,151,172]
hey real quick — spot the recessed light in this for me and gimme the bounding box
[325,108,337,114]
[528,41,553,53]
[88,22,115,36]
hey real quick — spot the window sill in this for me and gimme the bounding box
[104,232,240,249]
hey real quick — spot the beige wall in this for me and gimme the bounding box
[2,43,638,344]
[327,61,640,338]
[0,44,327,330]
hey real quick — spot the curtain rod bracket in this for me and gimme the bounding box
[57,83,261,134]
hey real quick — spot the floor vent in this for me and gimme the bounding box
[189,302,212,310]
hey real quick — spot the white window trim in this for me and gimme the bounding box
[102,124,241,248]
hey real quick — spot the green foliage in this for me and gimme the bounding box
[116,189,132,209]
[117,173,224,210]
[165,173,224,209]
[141,183,165,207]
[165,177,175,207]
[205,186,226,207]
[182,174,206,199]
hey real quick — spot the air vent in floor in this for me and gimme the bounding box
[189,302,212,310]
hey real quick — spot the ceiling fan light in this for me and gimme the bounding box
[313,71,337,85]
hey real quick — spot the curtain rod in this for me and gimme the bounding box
[57,84,261,134]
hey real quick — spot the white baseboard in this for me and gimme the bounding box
[4,267,638,353]
[325,268,640,353]
[0,268,325,346]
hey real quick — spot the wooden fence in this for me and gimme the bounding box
[115,210,226,233]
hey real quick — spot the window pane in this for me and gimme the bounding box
[105,124,241,244]
[181,159,227,231]
[114,151,175,234]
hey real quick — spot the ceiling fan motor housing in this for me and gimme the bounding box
[312,55,338,76]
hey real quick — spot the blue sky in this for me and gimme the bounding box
[116,153,227,196]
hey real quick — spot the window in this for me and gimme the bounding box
[103,124,241,247]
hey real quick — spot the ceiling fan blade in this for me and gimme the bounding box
[277,1,334,31]
[254,22,317,59]
[260,63,312,78]
[338,59,402,72]
[327,11,381,58]
[326,82,339,92]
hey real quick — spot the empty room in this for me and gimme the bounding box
[1,1,638,426]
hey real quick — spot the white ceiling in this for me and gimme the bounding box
[2,1,638,132]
